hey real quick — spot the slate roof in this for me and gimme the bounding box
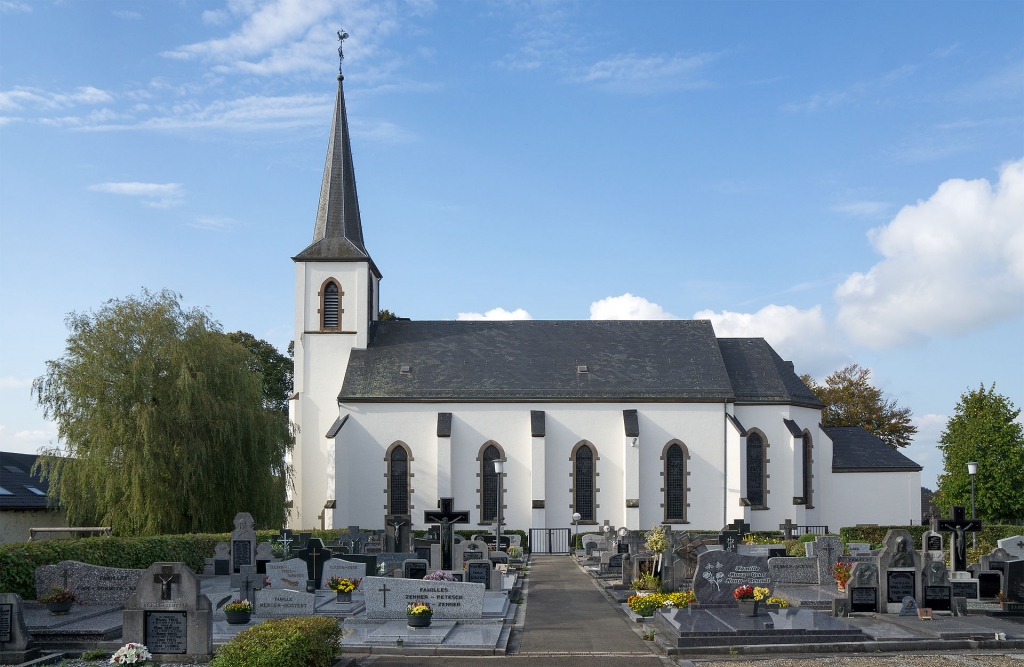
[338,320,819,405]
[824,426,922,472]
[0,452,53,510]
[716,339,824,408]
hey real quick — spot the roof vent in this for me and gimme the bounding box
[577,365,588,374]
[0,486,11,495]
[3,465,22,474]
[25,486,45,496]
[400,365,411,374]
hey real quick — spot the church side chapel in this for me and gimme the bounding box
[287,37,922,537]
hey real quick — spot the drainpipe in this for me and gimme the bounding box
[723,400,728,528]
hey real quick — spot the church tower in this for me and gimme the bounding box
[289,32,380,529]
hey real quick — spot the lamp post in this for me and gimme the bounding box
[572,512,581,550]
[494,459,505,551]
[967,461,978,550]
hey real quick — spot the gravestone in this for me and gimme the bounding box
[847,543,871,557]
[898,595,918,616]
[724,519,751,537]
[814,535,844,586]
[265,558,308,590]
[415,546,432,564]
[1006,560,1024,603]
[936,505,982,572]
[423,498,471,571]
[362,575,485,619]
[213,542,230,576]
[403,559,429,580]
[977,571,1002,599]
[296,538,333,590]
[952,596,968,616]
[254,589,315,618]
[692,551,772,605]
[385,514,412,553]
[779,519,798,540]
[922,530,943,554]
[878,529,922,612]
[255,542,274,574]
[718,530,739,553]
[467,560,492,589]
[768,557,818,584]
[454,539,488,566]
[364,541,383,555]
[35,561,142,606]
[996,535,1024,560]
[922,560,951,611]
[950,579,979,600]
[230,512,258,574]
[980,547,1014,575]
[122,563,212,659]
[320,558,365,588]
[295,533,312,550]
[338,526,369,555]
[229,565,261,605]
[338,554,378,578]
[847,562,879,613]
[0,593,39,664]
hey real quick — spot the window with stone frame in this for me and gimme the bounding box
[746,432,766,507]
[321,280,342,330]
[573,444,595,522]
[481,444,500,523]
[664,442,687,522]
[802,431,813,507]
[388,444,410,515]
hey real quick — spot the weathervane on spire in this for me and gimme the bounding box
[337,30,349,77]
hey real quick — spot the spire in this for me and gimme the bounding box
[294,29,370,262]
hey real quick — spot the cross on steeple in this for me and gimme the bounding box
[424,497,470,571]
[337,30,348,77]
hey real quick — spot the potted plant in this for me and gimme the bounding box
[109,642,152,664]
[39,586,75,615]
[830,560,852,593]
[327,576,360,603]
[223,599,253,625]
[406,600,433,628]
[733,585,770,616]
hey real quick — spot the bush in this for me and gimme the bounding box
[838,524,1021,554]
[627,591,696,617]
[211,617,341,667]
[797,533,817,543]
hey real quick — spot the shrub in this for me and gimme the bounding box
[797,534,817,543]
[210,617,341,667]
[627,591,695,617]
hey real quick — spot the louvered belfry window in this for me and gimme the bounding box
[574,445,595,522]
[323,282,340,330]
[665,443,686,522]
[746,432,765,507]
[481,445,500,522]
[390,446,409,515]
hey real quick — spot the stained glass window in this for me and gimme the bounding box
[482,445,500,522]
[575,445,594,522]
[665,443,686,521]
[802,434,812,506]
[390,446,409,515]
[746,433,764,507]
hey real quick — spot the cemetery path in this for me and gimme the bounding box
[516,555,652,654]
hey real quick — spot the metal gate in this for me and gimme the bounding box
[529,528,571,555]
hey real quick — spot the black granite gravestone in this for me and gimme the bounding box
[927,535,941,551]
[467,561,491,589]
[423,498,471,571]
[415,547,431,564]
[718,530,739,553]
[978,571,1002,599]
[887,571,915,604]
[850,587,877,613]
[296,539,332,585]
[1006,560,1024,603]
[951,580,979,600]
[924,586,951,611]
[403,560,427,580]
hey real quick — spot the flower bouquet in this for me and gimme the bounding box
[733,585,768,617]
[327,576,360,602]
[223,598,253,624]
[830,560,852,592]
[423,570,457,582]
[406,600,433,627]
[109,642,152,664]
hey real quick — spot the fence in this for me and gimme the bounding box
[528,528,571,555]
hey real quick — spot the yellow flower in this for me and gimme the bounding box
[753,587,771,601]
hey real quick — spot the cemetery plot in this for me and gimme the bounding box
[362,576,485,620]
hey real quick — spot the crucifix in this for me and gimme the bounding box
[230,565,261,604]
[936,505,983,572]
[277,529,294,558]
[423,497,471,571]
[344,526,369,554]
[296,538,333,587]
[386,514,411,553]
[725,519,751,538]
[779,519,798,541]
[378,581,391,608]
[154,566,180,601]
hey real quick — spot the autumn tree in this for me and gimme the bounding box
[935,384,1024,524]
[802,364,917,448]
[33,290,292,535]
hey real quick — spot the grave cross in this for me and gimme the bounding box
[779,519,798,540]
[725,519,751,537]
[296,538,333,586]
[276,529,294,558]
[817,539,838,565]
[154,566,180,600]
[230,565,261,604]
[936,505,983,572]
[378,581,391,608]
[344,526,369,554]
[423,497,471,571]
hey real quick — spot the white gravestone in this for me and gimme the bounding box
[265,559,308,591]
[320,558,365,589]
[362,575,485,619]
[254,589,316,618]
[997,536,1024,560]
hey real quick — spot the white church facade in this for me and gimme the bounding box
[287,64,922,536]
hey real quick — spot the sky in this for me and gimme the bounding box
[1,0,1022,490]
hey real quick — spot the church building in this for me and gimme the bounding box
[288,58,922,538]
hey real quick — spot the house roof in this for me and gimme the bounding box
[0,451,53,510]
[825,426,923,472]
[337,320,819,404]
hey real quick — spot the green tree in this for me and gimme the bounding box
[935,384,1024,524]
[378,309,401,321]
[33,290,292,536]
[226,331,292,414]
[802,364,918,448]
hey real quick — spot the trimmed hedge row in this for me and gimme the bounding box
[839,524,1022,553]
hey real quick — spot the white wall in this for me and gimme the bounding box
[0,509,67,543]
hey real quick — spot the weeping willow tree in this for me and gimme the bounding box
[33,289,292,536]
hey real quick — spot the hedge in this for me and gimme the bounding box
[839,524,1022,553]
[210,616,341,667]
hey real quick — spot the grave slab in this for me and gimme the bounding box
[265,558,308,591]
[363,575,485,620]
[35,561,142,606]
[320,558,365,589]
[366,619,457,645]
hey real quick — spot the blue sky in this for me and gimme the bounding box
[1,1,1022,489]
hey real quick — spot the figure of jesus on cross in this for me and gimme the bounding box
[424,497,470,571]
[936,505,982,572]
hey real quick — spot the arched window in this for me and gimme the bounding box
[321,280,341,330]
[481,444,500,523]
[664,442,687,522]
[573,443,595,522]
[802,432,813,507]
[746,432,766,508]
[387,444,410,515]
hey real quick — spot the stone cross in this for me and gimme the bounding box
[423,497,471,571]
[153,566,180,600]
[936,505,983,571]
[276,529,294,558]
[296,538,332,586]
[725,519,751,538]
[779,519,798,540]
[230,565,261,604]
[377,581,391,608]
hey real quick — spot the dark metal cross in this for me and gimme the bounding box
[936,505,983,572]
[423,497,471,571]
[779,519,797,540]
[337,29,349,75]
[297,538,333,584]
[154,566,180,601]
[726,519,751,537]
[378,581,391,607]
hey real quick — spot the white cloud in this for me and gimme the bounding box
[575,52,716,94]
[903,413,949,488]
[87,94,333,132]
[832,200,890,218]
[835,158,1024,348]
[589,293,676,320]
[113,10,141,19]
[349,118,416,144]
[202,9,229,25]
[0,86,113,111]
[0,1,31,12]
[694,304,849,377]
[88,182,184,208]
[189,215,236,231]
[0,424,58,454]
[456,308,532,321]
[0,377,33,390]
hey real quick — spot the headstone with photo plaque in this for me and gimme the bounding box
[122,563,212,659]
[847,562,879,613]
[230,512,258,574]
[877,529,922,612]
[0,592,39,664]
[922,560,951,611]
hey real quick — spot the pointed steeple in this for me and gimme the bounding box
[294,31,372,263]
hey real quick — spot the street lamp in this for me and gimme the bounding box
[967,461,978,550]
[494,459,505,551]
[572,512,581,551]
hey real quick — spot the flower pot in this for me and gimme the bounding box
[336,591,352,603]
[407,614,432,628]
[46,602,74,615]
[838,583,847,593]
[225,611,252,625]
[737,599,759,617]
